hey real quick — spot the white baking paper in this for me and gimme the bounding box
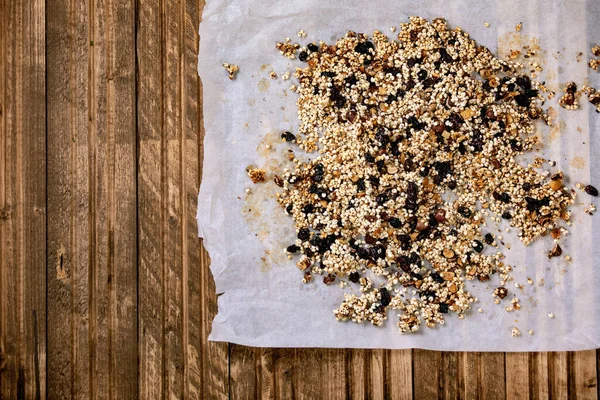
[198,0,600,350]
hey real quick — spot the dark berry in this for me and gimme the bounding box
[298,51,308,61]
[364,153,375,163]
[307,43,319,52]
[379,288,391,307]
[321,71,336,78]
[349,272,360,283]
[354,41,375,55]
[281,131,296,142]
[302,204,314,214]
[286,244,300,253]
[439,303,449,313]
[458,206,472,218]
[484,233,494,245]
[501,211,512,220]
[585,185,599,197]
[515,94,530,107]
[472,239,484,253]
[286,204,293,214]
[417,69,428,81]
[298,228,310,241]
[389,217,402,228]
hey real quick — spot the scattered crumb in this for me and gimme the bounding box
[516,22,522,32]
[390,26,396,32]
[222,63,239,80]
[511,327,521,337]
[590,59,600,71]
[478,308,483,313]
[245,188,252,194]
[276,41,300,59]
[248,167,266,183]
[592,45,600,57]
[269,71,277,79]
[527,278,533,285]
[548,312,555,318]
[297,29,307,38]
[558,82,580,110]
[484,22,490,28]
[282,71,291,80]
[576,51,584,63]
[528,329,534,335]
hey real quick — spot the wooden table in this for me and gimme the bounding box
[1,1,599,398]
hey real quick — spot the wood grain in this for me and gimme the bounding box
[46,0,137,398]
[2,0,600,398]
[0,1,46,398]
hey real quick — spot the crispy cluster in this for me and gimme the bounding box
[273,17,575,333]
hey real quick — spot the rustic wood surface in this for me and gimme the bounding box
[0,0,599,398]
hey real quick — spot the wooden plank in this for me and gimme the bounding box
[347,349,367,399]
[442,351,459,399]
[230,345,258,399]
[570,350,597,400]
[46,0,138,397]
[368,349,386,400]
[459,352,478,399]
[273,349,295,400]
[137,0,208,397]
[413,349,441,400]
[322,349,346,399]
[479,353,506,400]
[549,352,568,399]
[295,349,322,399]
[386,350,413,400]
[199,243,229,398]
[0,0,46,398]
[530,353,549,400]
[506,353,530,400]
[257,348,275,399]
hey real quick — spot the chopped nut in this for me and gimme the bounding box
[222,63,239,80]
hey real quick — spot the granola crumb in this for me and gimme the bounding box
[297,29,307,38]
[558,82,580,110]
[528,329,534,335]
[511,327,521,337]
[269,71,278,79]
[245,188,252,194]
[548,312,555,318]
[592,45,600,57]
[484,22,490,28]
[222,63,239,80]
[516,22,522,32]
[248,167,266,183]
[390,26,396,32]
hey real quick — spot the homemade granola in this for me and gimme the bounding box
[252,17,596,334]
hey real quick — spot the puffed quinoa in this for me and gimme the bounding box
[261,17,595,334]
[511,327,521,337]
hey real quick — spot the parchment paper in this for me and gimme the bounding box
[198,0,600,350]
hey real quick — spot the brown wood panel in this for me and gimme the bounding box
[46,0,137,398]
[0,0,46,398]
[387,350,413,400]
[413,349,442,400]
[137,0,209,398]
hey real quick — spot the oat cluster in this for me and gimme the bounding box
[268,17,588,333]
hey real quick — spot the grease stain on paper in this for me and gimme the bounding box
[258,78,270,92]
[570,156,586,169]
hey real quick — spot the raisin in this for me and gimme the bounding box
[298,51,308,62]
[397,255,411,272]
[321,71,336,78]
[585,185,599,197]
[302,204,314,214]
[298,228,310,240]
[356,178,366,192]
[484,233,494,245]
[417,69,428,81]
[472,240,484,253]
[389,217,402,228]
[364,153,375,163]
[307,43,319,52]
[515,94,530,107]
[286,204,293,214]
[431,272,445,283]
[501,211,512,219]
[354,41,375,55]
[379,288,391,306]
[349,272,360,283]
[386,94,397,104]
[438,303,449,313]
[281,131,296,142]
[458,206,472,218]
[286,244,300,253]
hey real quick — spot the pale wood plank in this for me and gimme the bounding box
[257,348,275,399]
[459,352,478,400]
[480,353,506,400]
[0,0,46,398]
[413,350,441,400]
[549,352,568,399]
[387,350,413,400]
[368,349,386,400]
[570,350,598,400]
[347,349,367,399]
[506,353,529,400]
